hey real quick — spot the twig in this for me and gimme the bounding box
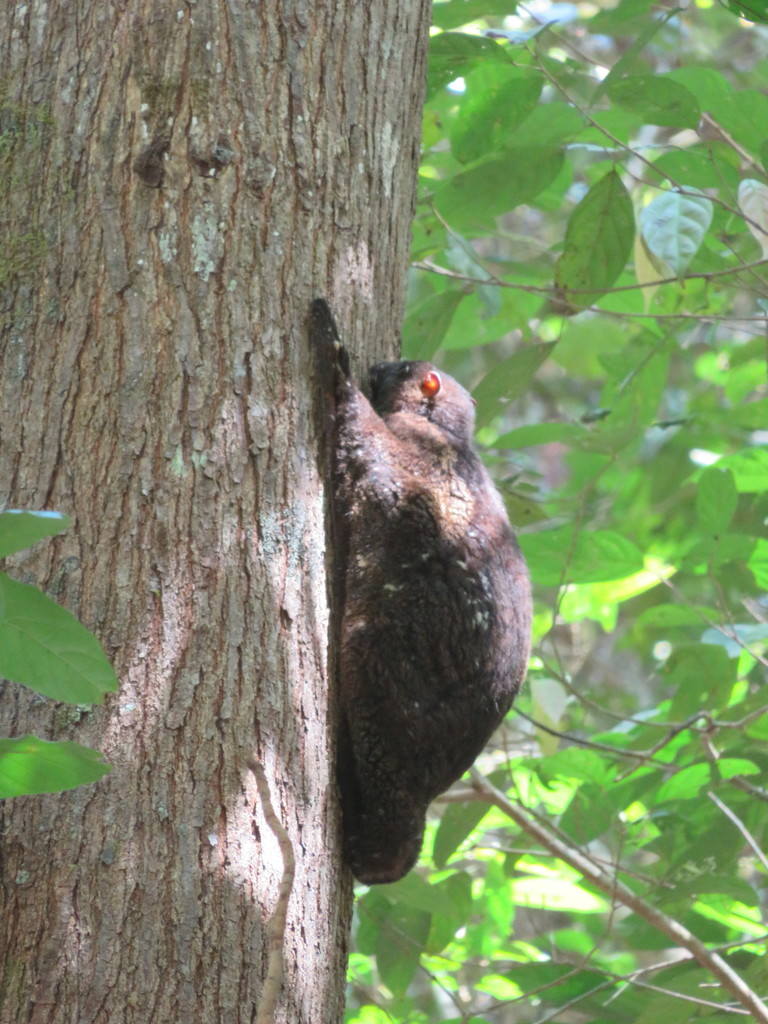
[470,769,768,1024]
[249,757,296,1024]
[729,777,768,804]
[413,255,768,297]
[708,790,768,873]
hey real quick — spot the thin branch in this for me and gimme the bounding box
[659,577,768,671]
[415,254,768,298]
[699,113,767,178]
[249,757,296,1024]
[470,769,768,1024]
[605,971,751,1015]
[729,777,768,804]
[513,708,675,769]
[708,790,768,872]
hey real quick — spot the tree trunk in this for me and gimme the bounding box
[0,2,430,1022]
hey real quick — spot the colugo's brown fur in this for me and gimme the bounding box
[312,300,532,884]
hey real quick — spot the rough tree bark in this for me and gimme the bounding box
[0,2,431,1022]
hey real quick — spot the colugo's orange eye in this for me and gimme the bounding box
[420,371,441,398]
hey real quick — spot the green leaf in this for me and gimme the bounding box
[506,102,585,147]
[375,902,430,996]
[433,800,490,868]
[451,75,542,164]
[554,171,634,311]
[472,343,555,428]
[432,0,521,30]
[656,759,759,802]
[427,33,511,98]
[722,0,768,24]
[639,191,713,276]
[716,449,768,492]
[696,466,738,534]
[607,75,700,128]
[596,10,678,99]
[560,783,617,843]
[717,758,760,780]
[519,527,645,586]
[0,736,110,797]
[0,572,118,704]
[433,147,564,234]
[492,423,589,449]
[650,145,739,191]
[402,290,464,360]
[0,510,71,558]
[657,763,711,802]
[667,643,737,717]
[510,875,606,912]
[425,872,473,953]
[747,538,768,589]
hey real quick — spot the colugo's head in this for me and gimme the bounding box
[367,361,476,446]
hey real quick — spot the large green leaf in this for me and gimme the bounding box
[451,75,542,164]
[519,527,645,586]
[433,148,564,234]
[374,899,430,997]
[432,800,490,868]
[0,736,110,797]
[607,75,700,128]
[554,170,634,311]
[402,289,463,360]
[0,572,118,704]
[0,509,71,558]
[696,466,738,534]
[472,343,555,427]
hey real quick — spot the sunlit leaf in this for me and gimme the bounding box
[510,876,607,912]
[657,763,711,802]
[0,736,110,798]
[432,801,490,868]
[520,527,645,586]
[451,74,542,164]
[696,466,738,534]
[747,539,768,589]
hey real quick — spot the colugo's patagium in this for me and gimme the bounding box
[312,299,532,884]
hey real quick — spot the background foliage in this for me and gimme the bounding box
[347,2,768,1022]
